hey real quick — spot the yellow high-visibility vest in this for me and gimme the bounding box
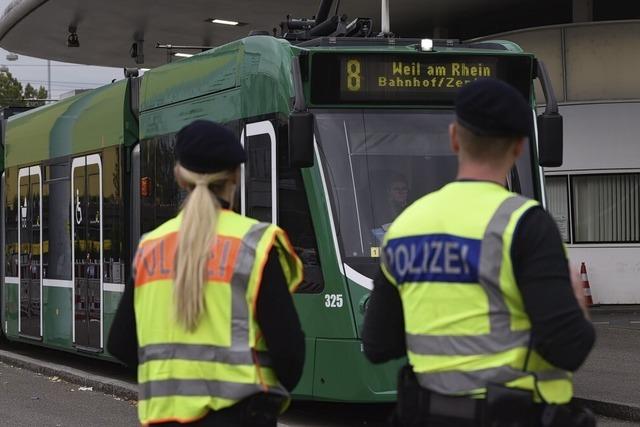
[133,209,303,424]
[381,181,572,404]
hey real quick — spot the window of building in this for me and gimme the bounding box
[545,175,570,242]
[571,173,640,243]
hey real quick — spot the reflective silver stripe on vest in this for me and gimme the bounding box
[138,343,272,367]
[229,222,271,352]
[407,196,532,357]
[415,367,571,395]
[139,379,287,401]
[406,330,529,356]
[536,370,570,381]
[416,366,529,394]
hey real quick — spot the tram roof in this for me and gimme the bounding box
[0,0,571,68]
[5,79,136,167]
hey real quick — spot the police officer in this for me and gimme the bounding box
[362,79,596,427]
[107,120,305,426]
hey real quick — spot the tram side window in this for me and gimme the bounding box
[278,168,324,293]
[571,173,640,243]
[140,135,184,234]
[102,147,125,283]
[5,167,18,277]
[545,175,570,243]
[245,133,272,222]
[43,162,71,280]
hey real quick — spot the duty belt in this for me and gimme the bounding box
[427,392,482,420]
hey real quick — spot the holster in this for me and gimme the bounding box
[241,393,284,427]
[484,383,536,427]
[394,365,429,427]
[540,404,596,427]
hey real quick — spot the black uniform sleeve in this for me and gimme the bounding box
[362,271,407,364]
[106,278,139,368]
[512,207,595,372]
[256,248,305,391]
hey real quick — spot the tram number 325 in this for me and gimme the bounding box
[324,294,344,308]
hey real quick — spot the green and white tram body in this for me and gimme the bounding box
[1,36,560,402]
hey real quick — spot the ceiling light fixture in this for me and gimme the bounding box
[173,53,194,58]
[209,18,243,26]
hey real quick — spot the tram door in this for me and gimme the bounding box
[72,155,103,350]
[18,166,42,339]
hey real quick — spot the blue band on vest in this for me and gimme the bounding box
[384,234,480,284]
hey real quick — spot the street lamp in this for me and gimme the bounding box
[3,53,52,102]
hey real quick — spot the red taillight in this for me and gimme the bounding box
[141,177,151,197]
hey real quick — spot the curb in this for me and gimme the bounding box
[574,397,640,422]
[0,349,137,401]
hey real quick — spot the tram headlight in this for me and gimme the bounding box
[420,38,433,52]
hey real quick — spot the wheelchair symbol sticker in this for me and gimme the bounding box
[75,188,83,225]
[21,197,27,227]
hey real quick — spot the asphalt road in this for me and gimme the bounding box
[0,362,137,426]
[0,361,633,427]
[573,324,640,408]
[0,306,638,426]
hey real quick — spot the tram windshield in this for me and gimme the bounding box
[315,110,458,265]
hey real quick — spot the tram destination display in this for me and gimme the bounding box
[310,53,533,105]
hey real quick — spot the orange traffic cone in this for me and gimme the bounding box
[580,262,594,306]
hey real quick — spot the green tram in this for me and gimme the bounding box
[0,35,562,402]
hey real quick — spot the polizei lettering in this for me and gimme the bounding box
[383,235,480,284]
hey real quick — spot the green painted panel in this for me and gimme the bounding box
[5,80,129,167]
[314,338,404,402]
[140,89,242,139]
[140,43,239,111]
[4,282,18,337]
[102,290,123,357]
[291,337,316,398]
[139,36,296,138]
[293,165,357,339]
[348,280,371,338]
[237,37,296,119]
[43,287,72,347]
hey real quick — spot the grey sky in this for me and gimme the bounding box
[0,0,122,99]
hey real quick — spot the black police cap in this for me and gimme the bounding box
[455,78,532,138]
[175,120,246,174]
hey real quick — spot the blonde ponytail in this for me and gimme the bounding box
[173,164,235,331]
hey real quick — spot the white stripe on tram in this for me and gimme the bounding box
[104,283,125,293]
[43,279,73,288]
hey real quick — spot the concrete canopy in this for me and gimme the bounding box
[0,0,571,68]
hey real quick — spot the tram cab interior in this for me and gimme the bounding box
[315,109,458,272]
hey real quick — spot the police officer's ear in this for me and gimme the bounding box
[449,123,461,154]
[228,166,241,185]
[174,165,189,190]
[510,137,526,160]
